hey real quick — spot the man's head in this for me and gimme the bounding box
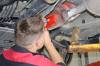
[15,16,44,51]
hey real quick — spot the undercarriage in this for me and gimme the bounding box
[0,0,100,66]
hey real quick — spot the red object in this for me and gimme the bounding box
[45,13,59,29]
[89,61,100,66]
[62,2,75,10]
[45,2,75,29]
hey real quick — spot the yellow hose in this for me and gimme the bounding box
[69,44,100,53]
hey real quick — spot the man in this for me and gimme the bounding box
[0,16,66,66]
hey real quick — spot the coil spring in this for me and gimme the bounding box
[0,17,19,29]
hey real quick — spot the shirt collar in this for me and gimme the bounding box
[12,45,40,55]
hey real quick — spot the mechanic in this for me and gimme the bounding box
[0,16,66,66]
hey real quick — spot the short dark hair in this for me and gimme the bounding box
[15,16,44,47]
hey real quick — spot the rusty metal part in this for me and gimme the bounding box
[71,27,80,44]
[69,43,100,53]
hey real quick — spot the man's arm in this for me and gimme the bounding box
[43,30,65,64]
